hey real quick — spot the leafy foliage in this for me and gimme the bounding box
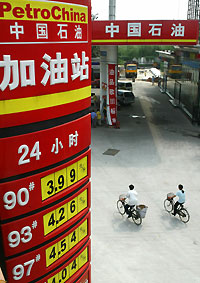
[118,45,174,64]
[92,46,100,58]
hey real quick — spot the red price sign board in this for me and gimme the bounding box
[4,213,91,283]
[0,114,91,179]
[0,149,91,221]
[0,0,91,128]
[0,1,91,282]
[92,20,199,45]
[1,183,90,257]
[107,64,117,126]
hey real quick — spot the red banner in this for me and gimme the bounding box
[0,0,91,127]
[0,114,91,179]
[107,64,117,126]
[92,20,199,45]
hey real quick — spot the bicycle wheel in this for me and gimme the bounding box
[179,208,190,223]
[164,199,173,213]
[117,200,125,215]
[132,210,142,225]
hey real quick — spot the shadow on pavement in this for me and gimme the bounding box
[160,210,189,230]
[112,211,143,233]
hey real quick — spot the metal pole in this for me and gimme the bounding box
[109,0,116,20]
[100,0,117,125]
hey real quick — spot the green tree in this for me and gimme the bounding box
[118,45,174,64]
[92,46,100,58]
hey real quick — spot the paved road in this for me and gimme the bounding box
[91,80,200,283]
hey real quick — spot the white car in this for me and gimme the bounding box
[117,89,135,105]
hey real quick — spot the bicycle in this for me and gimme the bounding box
[117,195,142,225]
[164,193,190,223]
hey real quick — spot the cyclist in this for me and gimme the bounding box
[171,184,185,216]
[124,184,138,218]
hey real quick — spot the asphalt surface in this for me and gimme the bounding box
[91,78,200,283]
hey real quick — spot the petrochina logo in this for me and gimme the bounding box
[0,1,87,23]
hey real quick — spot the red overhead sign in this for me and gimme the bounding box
[92,20,199,45]
[0,0,91,128]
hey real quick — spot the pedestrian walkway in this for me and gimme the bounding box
[91,81,200,283]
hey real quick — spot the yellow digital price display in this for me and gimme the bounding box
[68,198,78,220]
[79,247,88,269]
[55,168,67,193]
[69,257,79,277]
[43,189,88,235]
[78,156,87,180]
[47,247,88,283]
[46,243,59,267]
[58,266,69,283]
[77,190,88,212]
[41,173,55,201]
[67,163,78,186]
[41,156,88,201]
[45,220,88,267]
[43,210,57,235]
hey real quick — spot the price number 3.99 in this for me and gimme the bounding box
[41,156,88,201]
[41,170,67,201]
